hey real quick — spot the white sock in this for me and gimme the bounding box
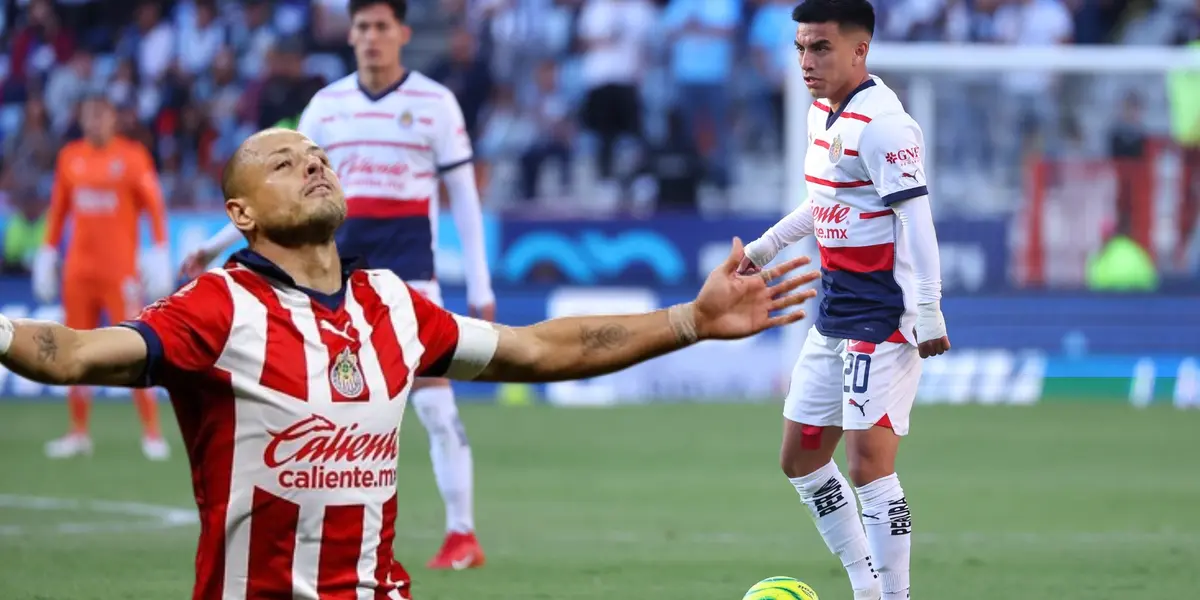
[857,474,911,599]
[790,461,879,595]
[410,386,475,534]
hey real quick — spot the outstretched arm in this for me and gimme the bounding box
[440,238,821,383]
[741,199,815,272]
[0,318,148,386]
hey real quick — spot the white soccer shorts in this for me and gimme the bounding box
[406,279,444,308]
[783,327,922,436]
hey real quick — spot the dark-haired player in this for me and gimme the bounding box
[0,128,819,600]
[181,0,497,570]
[737,1,951,598]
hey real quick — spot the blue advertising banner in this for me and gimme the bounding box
[496,214,1012,292]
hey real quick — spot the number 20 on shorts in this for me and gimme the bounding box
[843,353,871,394]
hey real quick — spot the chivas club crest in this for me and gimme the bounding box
[828,134,843,163]
[330,347,365,398]
[399,111,414,128]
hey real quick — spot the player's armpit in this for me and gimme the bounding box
[0,318,148,387]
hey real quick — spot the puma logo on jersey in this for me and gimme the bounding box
[320,321,354,341]
[900,172,918,180]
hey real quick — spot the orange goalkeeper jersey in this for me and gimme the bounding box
[45,137,167,280]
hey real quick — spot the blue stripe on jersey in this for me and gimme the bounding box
[882,186,928,206]
[815,269,905,344]
[336,215,435,281]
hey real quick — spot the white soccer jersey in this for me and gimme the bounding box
[121,250,492,600]
[804,75,929,345]
[297,72,474,281]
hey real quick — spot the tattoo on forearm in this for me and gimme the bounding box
[579,324,632,354]
[34,327,58,362]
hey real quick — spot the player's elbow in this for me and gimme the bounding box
[481,326,557,382]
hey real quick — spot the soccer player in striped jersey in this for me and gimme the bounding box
[180,0,497,569]
[0,128,819,600]
[737,2,950,599]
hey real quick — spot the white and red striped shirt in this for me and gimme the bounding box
[297,71,474,282]
[123,250,492,600]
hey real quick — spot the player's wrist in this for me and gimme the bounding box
[915,300,946,341]
[0,314,14,355]
[744,236,781,269]
[667,302,700,345]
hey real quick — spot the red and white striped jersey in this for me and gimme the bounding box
[122,250,489,600]
[804,75,929,345]
[297,71,474,281]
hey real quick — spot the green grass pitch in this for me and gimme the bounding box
[1,400,1198,599]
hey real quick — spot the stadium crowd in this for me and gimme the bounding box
[0,0,1196,261]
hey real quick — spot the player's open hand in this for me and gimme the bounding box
[693,237,820,340]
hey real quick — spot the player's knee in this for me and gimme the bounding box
[780,425,836,478]
[846,453,895,487]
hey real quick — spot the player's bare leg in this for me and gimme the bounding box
[846,426,909,599]
[781,420,881,600]
[411,376,484,569]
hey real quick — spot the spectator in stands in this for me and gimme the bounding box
[229,0,278,80]
[577,0,655,197]
[432,28,495,148]
[1109,92,1148,240]
[242,37,324,131]
[747,0,795,154]
[994,0,1074,171]
[661,0,741,191]
[176,0,227,77]
[636,107,705,211]
[0,96,58,198]
[122,1,176,85]
[106,59,137,109]
[2,185,47,275]
[431,27,495,193]
[43,49,93,135]
[519,60,575,201]
[3,0,77,103]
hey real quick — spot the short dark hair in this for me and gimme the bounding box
[792,0,875,36]
[349,0,407,22]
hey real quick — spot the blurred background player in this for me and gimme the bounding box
[34,93,173,461]
[739,2,949,599]
[178,0,495,570]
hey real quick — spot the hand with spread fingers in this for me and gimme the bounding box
[692,237,821,341]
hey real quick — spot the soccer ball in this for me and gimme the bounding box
[742,576,819,600]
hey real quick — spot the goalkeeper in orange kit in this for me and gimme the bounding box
[33,94,174,460]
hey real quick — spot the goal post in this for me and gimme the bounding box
[784,42,1200,288]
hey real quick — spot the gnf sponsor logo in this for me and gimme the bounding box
[885,147,920,166]
[265,414,399,490]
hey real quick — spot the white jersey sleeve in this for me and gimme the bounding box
[858,114,929,206]
[859,113,942,305]
[433,93,474,172]
[745,199,814,268]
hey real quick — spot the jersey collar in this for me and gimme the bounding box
[826,77,876,130]
[356,70,411,103]
[229,249,364,310]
